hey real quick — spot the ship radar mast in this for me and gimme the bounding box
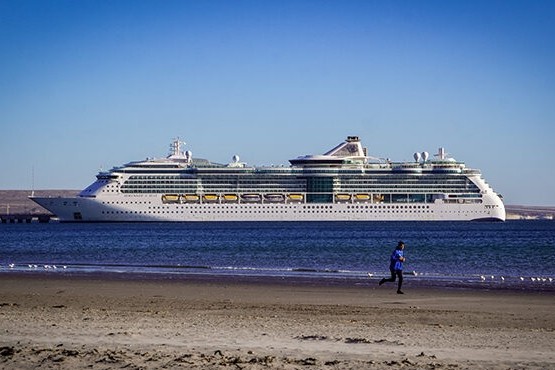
[434,147,456,162]
[169,137,185,157]
[167,137,191,164]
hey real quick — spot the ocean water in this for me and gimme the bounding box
[1,221,554,291]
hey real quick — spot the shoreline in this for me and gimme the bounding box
[1,269,554,293]
[1,273,554,369]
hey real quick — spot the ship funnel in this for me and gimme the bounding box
[438,147,446,160]
[413,152,421,162]
[421,151,429,162]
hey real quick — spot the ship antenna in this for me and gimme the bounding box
[31,165,35,197]
[170,137,186,157]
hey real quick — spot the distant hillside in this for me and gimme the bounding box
[0,190,78,215]
[505,205,555,220]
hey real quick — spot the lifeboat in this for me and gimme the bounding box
[355,194,370,201]
[335,193,351,201]
[203,194,219,202]
[161,194,180,203]
[241,194,262,202]
[264,194,285,202]
[183,194,200,202]
[288,194,304,202]
[223,194,239,202]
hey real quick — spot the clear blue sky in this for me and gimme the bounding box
[1,0,554,206]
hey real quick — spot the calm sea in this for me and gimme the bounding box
[1,221,554,291]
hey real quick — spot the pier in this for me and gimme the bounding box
[0,189,77,224]
[0,213,53,223]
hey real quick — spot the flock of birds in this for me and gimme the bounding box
[6,263,67,270]
[479,274,553,283]
[368,270,553,284]
[3,264,555,284]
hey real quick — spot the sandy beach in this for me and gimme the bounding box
[0,274,554,369]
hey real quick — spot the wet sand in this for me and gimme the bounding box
[1,273,554,369]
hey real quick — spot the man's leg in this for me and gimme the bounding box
[379,269,397,285]
[396,270,404,293]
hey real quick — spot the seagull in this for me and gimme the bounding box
[531,277,536,282]
[549,278,553,283]
[8,263,15,269]
[480,275,486,281]
[367,272,373,278]
[520,277,524,281]
[500,276,505,281]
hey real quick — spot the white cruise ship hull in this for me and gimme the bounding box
[32,194,505,222]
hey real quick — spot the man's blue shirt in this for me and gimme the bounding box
[390,249,404,271]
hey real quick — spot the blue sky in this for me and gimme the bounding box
[1,0,554,206]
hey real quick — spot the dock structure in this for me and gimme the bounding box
[0,189,78,224]
[0,213,53,223]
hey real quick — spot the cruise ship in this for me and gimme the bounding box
[31,136,505,222]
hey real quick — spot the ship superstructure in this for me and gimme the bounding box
[32,136,505,222]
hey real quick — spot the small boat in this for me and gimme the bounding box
[241,194,262,202]
[355,194,370,201]
[161,194,180,203]
[335,193,351,201]
[264,194,285,202]
[223,194,239,202]
[183,194,200,202]
[288,194,304,202]
[203,194,219,202]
